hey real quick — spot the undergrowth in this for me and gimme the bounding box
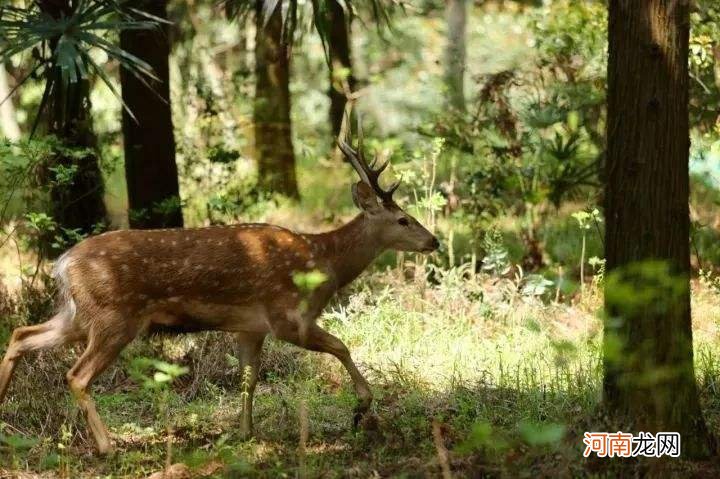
[1,260,720,477]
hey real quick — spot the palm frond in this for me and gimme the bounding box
[220,0,400,54]
[0,0,164,114]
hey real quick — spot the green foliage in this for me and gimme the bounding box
[2,1,720,476]
[0,432,39,451]
[521,273,553,298]
[571,207,601,231]
[481,228,511,277]
[457,419,565,456]
[690,2,720,135]
[456,421,508,455]
[605,260,687,318]
[292,269,328,294]
[0,137,107,254]
[129,196,185,226]
[518,420,565,447]
[222,0,397,58]
[0,1,162,120]
[130,357,189,391]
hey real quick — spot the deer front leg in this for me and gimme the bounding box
[310,326,373,426]
[273,319,372,426]
[236,332,266,440]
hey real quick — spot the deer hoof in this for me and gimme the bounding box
[96,442,115,456]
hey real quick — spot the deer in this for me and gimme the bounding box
[0,121,439,454]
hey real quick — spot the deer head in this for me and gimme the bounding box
[338,120,439,254]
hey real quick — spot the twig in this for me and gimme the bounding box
[431,419,452,479]
[298,399,309,479]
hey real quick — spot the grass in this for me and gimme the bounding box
[2,256,720,477]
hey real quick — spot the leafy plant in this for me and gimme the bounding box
[481,228,510,277]
[130,358,189,471]
[0,1,163,122]
[571,207,601,294]
[521,274,554,298]
[221,0,398,58]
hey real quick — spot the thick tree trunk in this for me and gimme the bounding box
[444,0,467,112]
[38,0,107,255]
[604,0,713,458]
[327,0,355,137]
[120,0,183,229]
[0,66,21,141]
[254,2,299,198]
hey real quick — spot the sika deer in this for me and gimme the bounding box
[0,122,439,454]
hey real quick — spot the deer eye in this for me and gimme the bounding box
[398,217,410,226]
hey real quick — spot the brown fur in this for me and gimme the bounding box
[0,184,438,454]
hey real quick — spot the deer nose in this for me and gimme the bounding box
[429,237,440,251]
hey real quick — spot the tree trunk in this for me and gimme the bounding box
[38,0,107,255]
[45,74,107,250]
[120,0,183,229]
[327,0,355,138]
[604,0,713,458]
[254,2,299,198]
[444,0,467,112]
[713,44,720,90]
[0,66,21,141]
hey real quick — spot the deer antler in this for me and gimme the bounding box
[338,116,399,204]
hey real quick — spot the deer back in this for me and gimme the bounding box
[61,225,325,326]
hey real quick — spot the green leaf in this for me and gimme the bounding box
[293,269,328,294]
[0,433,40,450]
[153,371,172,384]
[518,420,565,446]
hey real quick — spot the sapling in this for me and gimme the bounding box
[571,208,601,296]
[131,358,188,472]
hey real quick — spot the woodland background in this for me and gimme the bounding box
[0,0,720,477]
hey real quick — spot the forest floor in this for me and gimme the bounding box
[2,262,720,478]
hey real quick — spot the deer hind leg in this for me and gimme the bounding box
[66,321,135,455]
[236,332,266,440]
[273,320,372,426]
[0,313,78,403]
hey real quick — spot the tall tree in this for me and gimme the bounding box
[0,66,21,141]
[604,0,713,457]
[120,0,183,228]
[444,0,467,112]
[39,0,107,251]
[254,1,299,198]
[224,0,395,195]
[327,0,356,137]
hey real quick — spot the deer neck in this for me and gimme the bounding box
[312,214,384,288]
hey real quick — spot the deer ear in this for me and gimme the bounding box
[352,181,381,213]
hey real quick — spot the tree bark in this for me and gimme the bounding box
[254,2,299,198]
[604,0,713,458]
[327,0,355,137]
[120,0,183,229]
[445,0,467,112]
[38,0,107,255]
[0,66,21,141]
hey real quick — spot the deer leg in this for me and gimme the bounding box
[66,329,133,454]
[274,321,372,425]
[0,314,77,403]
[236,332,266,440]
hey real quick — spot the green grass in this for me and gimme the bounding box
[2,262,720,477]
